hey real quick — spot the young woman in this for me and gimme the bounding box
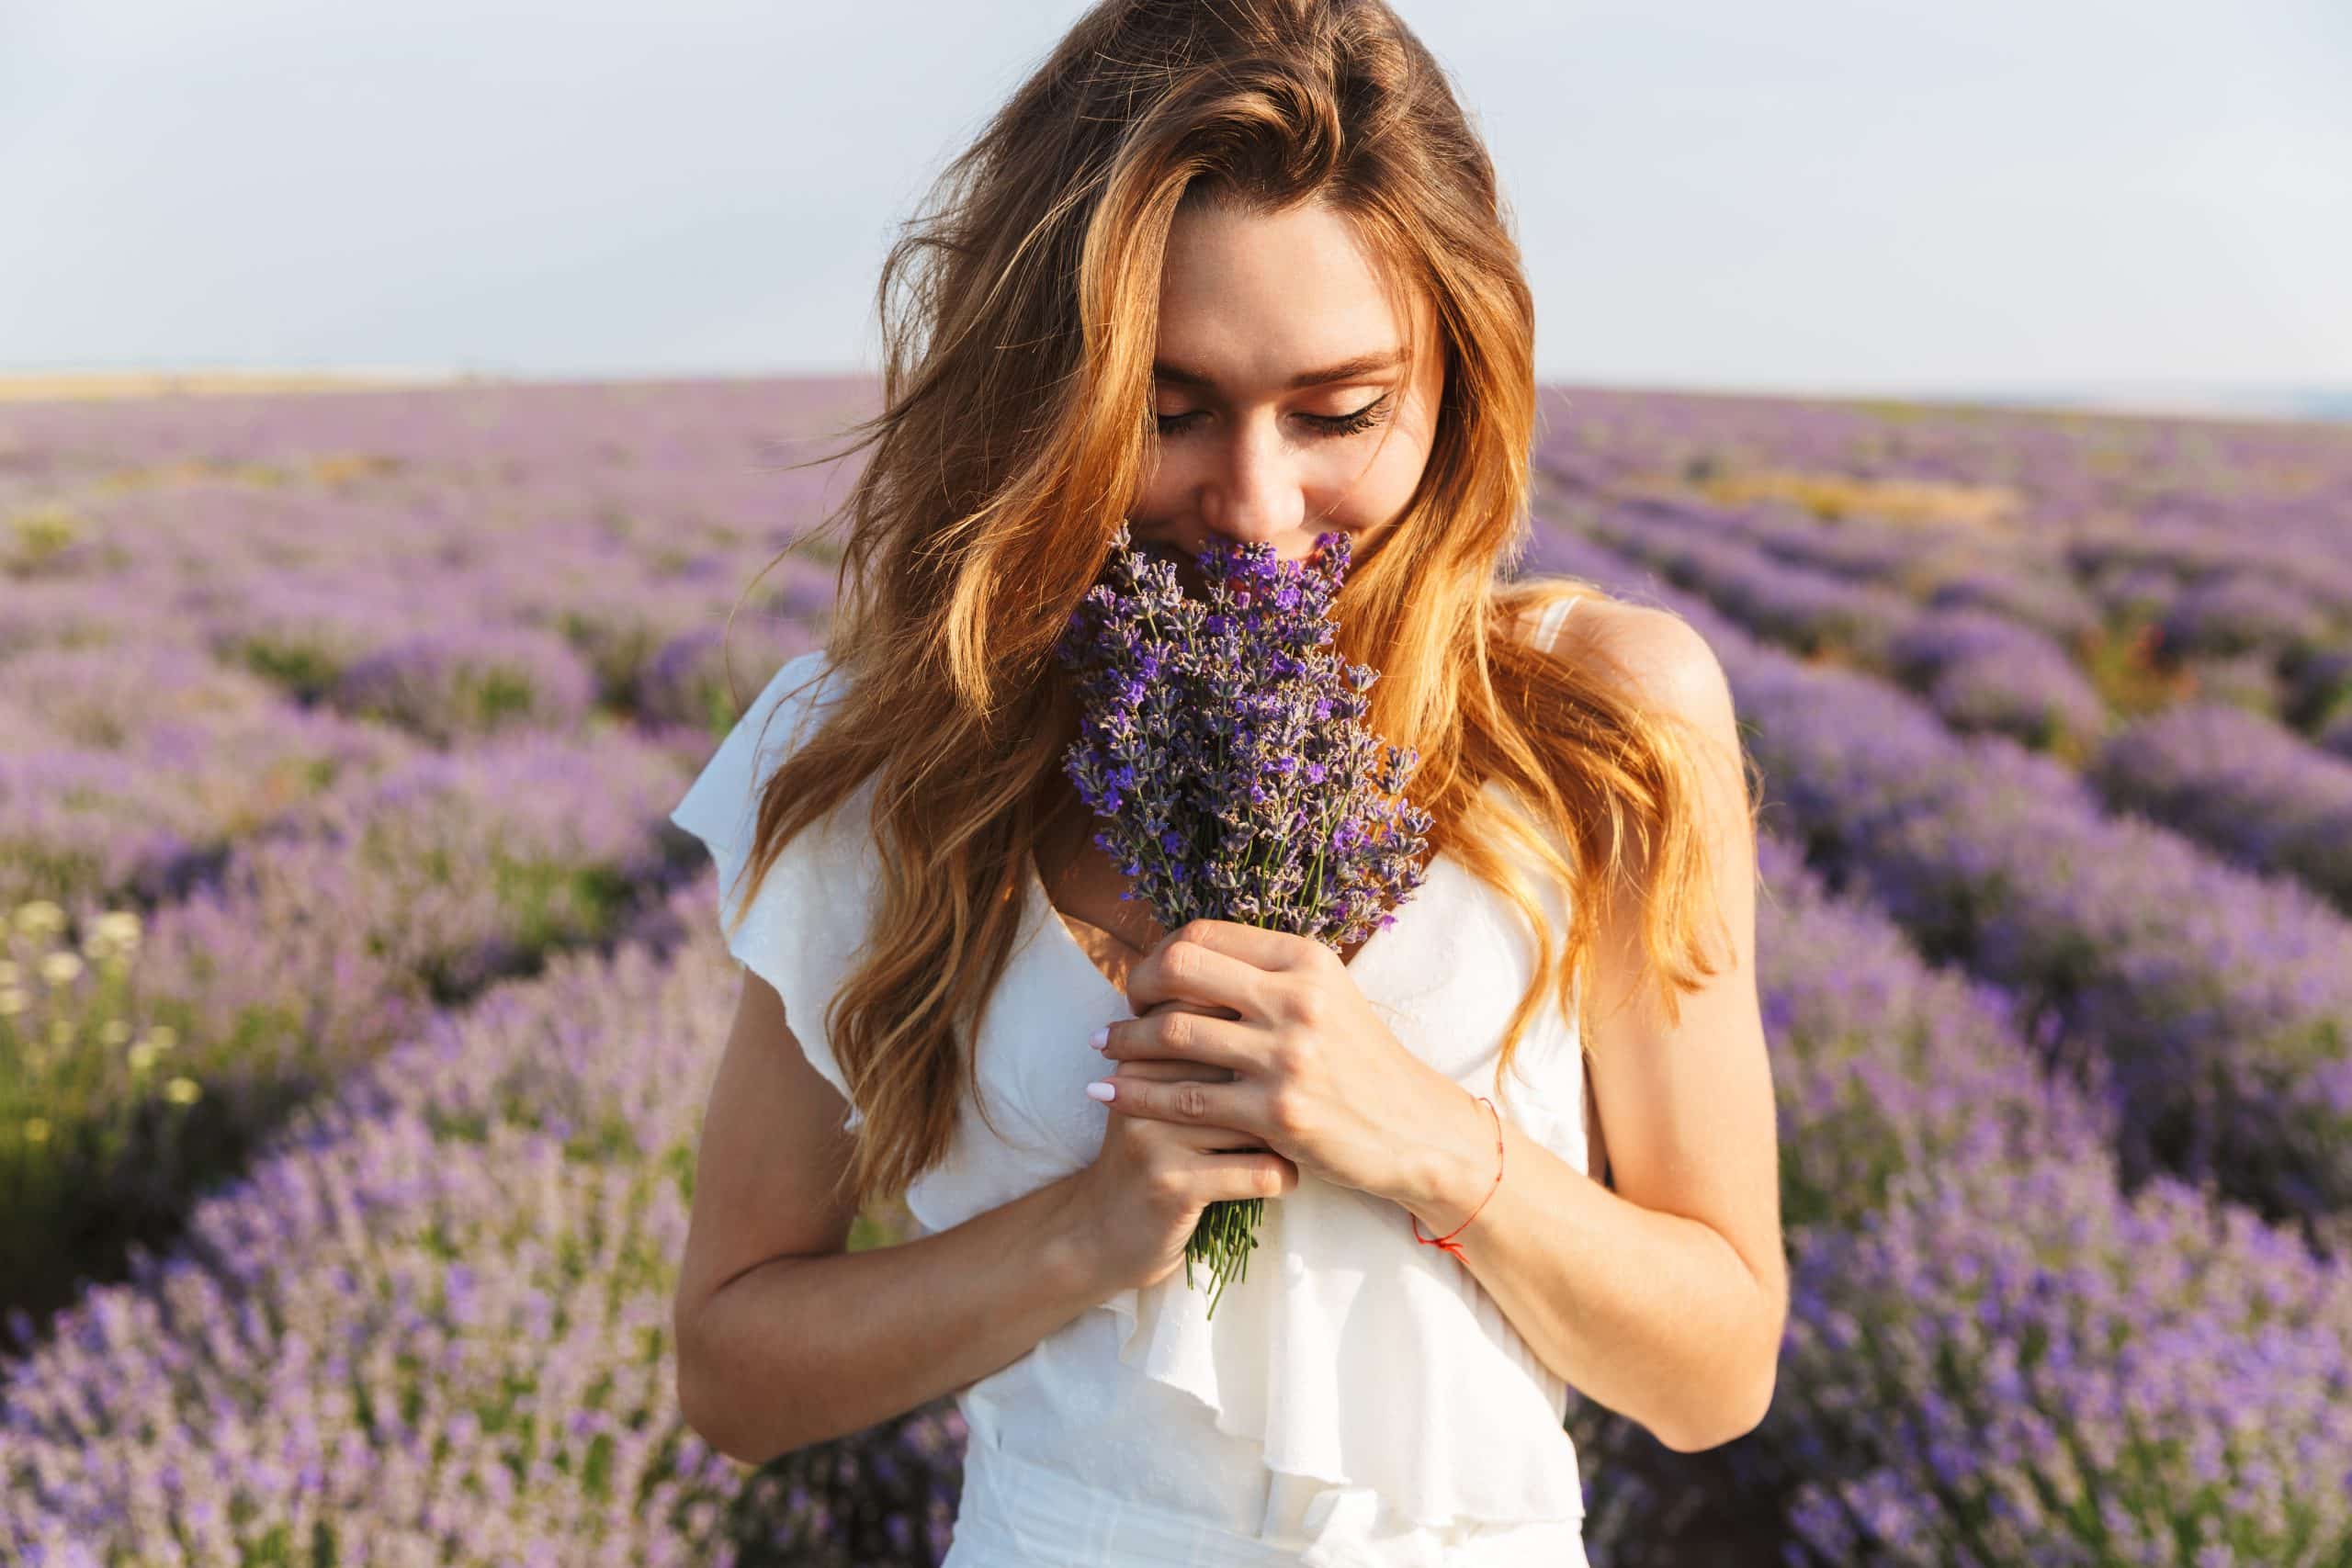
[668,2,1784,1563]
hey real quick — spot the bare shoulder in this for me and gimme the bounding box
[1536,594,1736,739]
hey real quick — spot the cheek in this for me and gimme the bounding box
[1308,431,1432,533]
[1340,434,1431,509]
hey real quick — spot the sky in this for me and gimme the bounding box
[3,0,2348,407]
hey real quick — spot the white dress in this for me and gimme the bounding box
[669,597,1597,1568]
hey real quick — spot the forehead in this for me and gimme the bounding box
[1154,197,1432,383]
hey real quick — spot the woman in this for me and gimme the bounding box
[668,2,1785,1563]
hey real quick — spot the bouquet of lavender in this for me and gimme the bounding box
[1052,520,1435,1316]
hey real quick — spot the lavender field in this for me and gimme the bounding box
[3,378,2348,1566]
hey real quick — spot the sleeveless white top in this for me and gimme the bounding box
[670,597,1594,1567]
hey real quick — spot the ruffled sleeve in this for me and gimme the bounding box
[667,649,872,1134]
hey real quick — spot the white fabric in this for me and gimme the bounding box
[668,649,874,1132]
[669,594,1596,1567]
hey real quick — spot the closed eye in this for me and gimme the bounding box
[1153,392,1394,440]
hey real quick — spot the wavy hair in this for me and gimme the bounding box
[724,0,1747,1215]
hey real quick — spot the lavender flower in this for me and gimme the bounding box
[1530,519,2352,1229]
[1888,606,2109,750]
[2095,703,2352,913]
[2324,707,2352,764]
[1051,521,1433,1315]
[1,921,967,1566]
[2158,569,2332,661]
[1781,1152,2352,1566]
[332,624,599,744]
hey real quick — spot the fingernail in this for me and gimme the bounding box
[1089,1025,1109,1052]
[1085,1080,1116,1102]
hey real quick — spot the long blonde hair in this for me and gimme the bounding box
[727,0,1743,1213]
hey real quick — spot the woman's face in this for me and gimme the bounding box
[1128,196,1444,596]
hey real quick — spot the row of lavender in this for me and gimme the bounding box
[8,823,2341,1564]
[1547,459,2352,748]
[4,385,869,911]
[1,880,961,1567]
[1535,386,2352,604]
[1545,481,2352,917]
[0,381,852,1324]
[2,724,701,1321]
[1527,522,2352,1237]
[1531,531,2352,1562]
[1536,387,2352,748]
[1576,477,2352,732]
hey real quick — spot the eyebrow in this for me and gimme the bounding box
[1150,347,1408,393]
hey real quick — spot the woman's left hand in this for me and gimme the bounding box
[1091,917,1465,1203]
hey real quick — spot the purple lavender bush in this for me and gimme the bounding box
[1923,640,2110,750]
[2324,706,2352,764]
[1728,507,1956,585]
[1537,520,2352,1234]
[0,649,413,908]
[332,623,601,743]
[2069,517,2352,625]
[205,570,437,703]
[1578,503,1915,662]
[1887,606,2109,750]
[1742,833,2113,1235]
[2,728,698,1323]
[1051,522,1434,1316]
[1780,1151,2352,1567]
[2094,702,2352,912]
[1925,563,2103,644]
[1577,502,2112,754]
[2156,569,2333,662]
[637,618,815,737]
[2283,644,2352,734]
[0,910,965,1566]
[1571,834,2120,1565]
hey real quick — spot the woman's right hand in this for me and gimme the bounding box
[1063,998,1300,1295]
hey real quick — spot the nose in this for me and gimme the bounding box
[1195,416,1307,558]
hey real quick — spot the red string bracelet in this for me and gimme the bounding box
[1411,1093,1503,1259]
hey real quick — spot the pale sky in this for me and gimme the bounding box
[3,0,2347,402]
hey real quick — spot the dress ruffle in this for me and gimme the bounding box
[668,649,872,1133]
[1095,1156,1588,1566]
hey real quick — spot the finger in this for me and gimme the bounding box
[1102,1000,1253,1072]
[1201,1152,1297,1202]
[1094,1069,1261,1138]
[1114,1056,1238,1084]
[1103,1061,1254,1149]
[1125,923,1279,1027]
[1192,1132,1272,1155]
[1143,917,1324,976]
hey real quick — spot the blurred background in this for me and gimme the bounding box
[5,6,2351,1567]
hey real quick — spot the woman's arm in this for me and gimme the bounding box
[677,1168,1109,1466]
[673,972,1114,1467]
[1396,603,1786,1453]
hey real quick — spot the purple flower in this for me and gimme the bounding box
[2095,702,2352,911]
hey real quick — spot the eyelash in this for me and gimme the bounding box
[1152,392,1394,440]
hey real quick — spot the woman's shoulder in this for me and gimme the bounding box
[1517,588,1727,722]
